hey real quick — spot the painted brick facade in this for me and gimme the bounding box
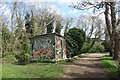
[30,33,67,61]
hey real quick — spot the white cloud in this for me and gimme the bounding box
[93,9,105,20]
[4,8,11,15]
[28,2,64,15]
[0,3,11,23]
[49,4,65,15]
[82,9,105,22]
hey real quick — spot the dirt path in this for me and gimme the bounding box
[63,53,114,79]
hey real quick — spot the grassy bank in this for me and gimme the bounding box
[101,55,120,78]
[2,63,65,78]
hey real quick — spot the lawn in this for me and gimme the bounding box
[0,59,2,80]
[101,55,120,78]
[2,62,65,78]
[2,53,109,78]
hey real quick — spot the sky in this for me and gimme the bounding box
[51,2,92,18]
[0,1,97,29]
[0,1,109,36]
[0,1,99,20]
[0,0,120,37]
[0,0,120,19]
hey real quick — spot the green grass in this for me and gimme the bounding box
[101,55,120,78]
[78,53,90,57]
[2,63,65,78]
[20,61,54,65]
[3,54,17,61]
[0,59,2,80]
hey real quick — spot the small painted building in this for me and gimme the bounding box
[30,33,67,62]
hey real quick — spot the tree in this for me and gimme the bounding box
[25,11,36,37]
[65,28,85,58]
[25,12,31,34]
[69,0,120,61]
[104,2,120,60]
[14,11,26,51]
[7,2,27,52]
[1,23,11,57]
[55,15,63,34]
[102,27,111,52]
[46,14,55,33]
[77,15,105,52]
[64,17,74,34]
[30,7,56,34]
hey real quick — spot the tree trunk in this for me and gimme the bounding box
[118,31,120,68]
[114,32,119,60]
[104,2,114,56]
[110,2,119,60]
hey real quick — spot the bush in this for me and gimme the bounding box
[3,54,17,61]
[89,42,105,53]
[102,40,111,52]
[5,51,15,56]
[17,50,30,62]
[3,51,17,61]
[101,55,120,78]
[81,42,105,53]
[65,28,86,58]
[81,42,90,53]
[16,36,30,62]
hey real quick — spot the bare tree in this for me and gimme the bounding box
[77,14,105,50]
[64,17,74,34]
[70,1,120,62]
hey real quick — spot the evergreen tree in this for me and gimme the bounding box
[46,14,54,33]
[1,23,11,57]
[55,20,63,34]
[25,11,36,36]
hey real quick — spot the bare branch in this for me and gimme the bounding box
[46,17,55,26]
[69,1,104,11]
[117,19,120,26]
[97,11,105,18]
[115,9,120,13]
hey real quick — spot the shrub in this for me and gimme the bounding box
[5,51,15,56]
[17,50,30,62]
[89,42,105,53]
[101,55,120,78]
[81,42,90,53]
[17,36,30,62]
[102,40,111,52]
[3,54,17,61]
[65,28,85,58]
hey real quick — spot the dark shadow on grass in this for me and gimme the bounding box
[13,60,55,66]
